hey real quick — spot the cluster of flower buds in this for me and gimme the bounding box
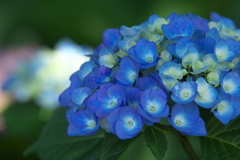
[59,13,240,139]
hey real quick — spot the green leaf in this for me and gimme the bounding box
[144,126,168,160]
[100,133,136,160]
[201,117,240,160]
[25,107,105,160]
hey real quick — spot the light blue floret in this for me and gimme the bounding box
[158,61,183,80]
[221,71,240,97]
[194,77,218,108]
[171,81,198,104]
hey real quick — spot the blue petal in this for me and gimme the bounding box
[161,24,180,41]
[221,71,240,97]
[128,38,158,69]
[215,39,238,62]
[67,109,99,136]
[213,99,234,124]
[185,118,207,136]
[102,28,122,51]
[71,87,92,106]
[179,20,195,37]
[194,77,218,108]
[59,88,71,107]
[136,77,159,90]
[115,56,138,86]
[171,81,197,104]
[206,28,220,41]
[78,61,96,81]
[194,37,216,57]
[167,37,191,59]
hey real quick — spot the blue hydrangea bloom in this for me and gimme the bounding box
[119,25,141,41]
[115,56,139,86]
[167,37,192,59]
[86,83,126,118]
[211,93,235,124]
[125,87,142,109]
[102,28,122,51]
[83,66,113,89]
[138,89,169,122]
[194,77,218,108]
[168,102,207,136]
[171,81,198,104]
[210,12,236,30]
[194,37,216,57]
[128,38,158,69]
[98,47,118,68]
[162,16,195,41]
[158,61,183,80]
[66,108,99,136]
[221,71,240,97]
[106,106,143,139]
[136,77,160,91]
[214,39,240,62]
[59,12,240,139]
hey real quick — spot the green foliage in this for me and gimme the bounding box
[201,117,240,160]
[25,108,104,160]
[25,108,138,160]
[25,107,240,160]
[100,133,135,160]
[144,126,167,160]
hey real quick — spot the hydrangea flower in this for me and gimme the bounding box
[59,12,240,139]
[4,39,92,109]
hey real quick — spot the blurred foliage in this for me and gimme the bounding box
[0,101,46,160]
[0,0,239,47]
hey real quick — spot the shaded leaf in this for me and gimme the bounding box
[144,126,168,160]
[201,117,240,160]
[100,133,135,160]
[25,107,104,160]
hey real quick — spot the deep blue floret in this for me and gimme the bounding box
[168,102,207,136]
[86,83,126,119]
[106,106,143,139]
[66,108,99,136]
[83,66,113,89]
[138,89,169,122]
[128,38,158,69]
[115,56,139,86]
[102,28,122,51]
[162,16,195,41]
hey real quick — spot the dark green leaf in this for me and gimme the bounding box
[144,126,168,160]
[201,117,240,160]
[25,107,104,160]
[100,133,136,160]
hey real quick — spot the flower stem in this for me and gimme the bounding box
[154,123,199,160]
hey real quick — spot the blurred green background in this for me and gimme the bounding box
[0,0,239,159]
[0,0,239,47]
